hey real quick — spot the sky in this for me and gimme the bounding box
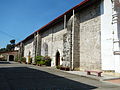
[0,0,83,48]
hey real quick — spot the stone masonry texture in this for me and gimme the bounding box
[79,2,101,70]
[19,1,102,70]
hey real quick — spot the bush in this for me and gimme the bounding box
[21,57,26,63]
[56,65,61,69]
[35,56,44,63]
[44,56,51,66]
[45,59,51,66]
[35,56,51,66]
[15,56,18,62]
[36,60,45,65]
[40,61,45,65]
[44,56,51,61]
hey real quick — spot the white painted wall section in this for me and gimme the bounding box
[24,39,34,62]
[101,0,115,70]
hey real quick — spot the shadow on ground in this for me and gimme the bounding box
[0,61,11,64]
[0,67,98,90]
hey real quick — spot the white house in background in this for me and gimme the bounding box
[0,51,18,61]
[17,0,120,73]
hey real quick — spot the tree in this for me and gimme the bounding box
[0,48,6,52]
[6,44,13,51]
[0,39,16,52]
[10,39,15,45]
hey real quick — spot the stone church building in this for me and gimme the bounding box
[17,0,120,73]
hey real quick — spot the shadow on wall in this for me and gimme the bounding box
[0,67,98,90]
[41,22,64,38]
[115,1,120,48]
[79,0,103,23]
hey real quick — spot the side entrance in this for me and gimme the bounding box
[56,51,60,66]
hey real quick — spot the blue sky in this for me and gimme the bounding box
[0,0,83,48]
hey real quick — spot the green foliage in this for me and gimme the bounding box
[15,56,18,62]
[6,44,14,51]
[0,39,15,52]
[35,56,44,64]
[37,60,45,65]
[44,56,51,66]
[0,48,6,52]
[21,57,26,63]
[56,65,62,69]
[35,56,44,61]
[35,56,51,66]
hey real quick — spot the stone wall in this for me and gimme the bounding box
[79,2,101,70]
[22,33,41,63]
[63,30,71,67]
[19,42,24,59]
[24,38,34,62]
[72,14,80,69]
[41,22,67,67]
[63,14,80,69]
[36,33,41,56]
[19,1,102,70]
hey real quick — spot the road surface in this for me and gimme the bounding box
[0,61,120,90]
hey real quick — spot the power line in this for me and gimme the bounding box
[0,30,20,40]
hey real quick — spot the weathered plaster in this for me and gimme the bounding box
[24,38,34,62]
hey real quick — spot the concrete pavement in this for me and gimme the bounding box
[65,71,120,81]
[0,61,120,90]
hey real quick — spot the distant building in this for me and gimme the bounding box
[0,51,18,61]
[16,0,120,73]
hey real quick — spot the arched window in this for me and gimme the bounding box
[43,43,48,56]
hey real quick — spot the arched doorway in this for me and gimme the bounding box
[56,51,60,66]
[9,55,14,61]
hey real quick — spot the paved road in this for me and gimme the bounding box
[0,61,120,90]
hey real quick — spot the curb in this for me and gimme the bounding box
[102,77,120,81]
[63,71,120,81]
[63,71,102,81]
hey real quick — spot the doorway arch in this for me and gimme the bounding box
[9,55,14,61]
[56,51,60,66]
